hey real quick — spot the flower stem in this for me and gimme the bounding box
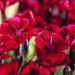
[17,44,25,75]
[0,10,2,25]
[17,60,25,75]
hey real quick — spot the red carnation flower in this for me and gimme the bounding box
[20,62,50,75]
[0,33,18,53]
[66,24,75,36]
[0,61,18,75]
[7,16,29,44]
[0,53,11,60]
[18,10,35,26]
[4,10,35,44]
[35,30,70,67]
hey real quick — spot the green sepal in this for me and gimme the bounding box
[24,36,36,63]
[54,66,65,75]
[5,2,19,19]
[2,58,12,63]
[72,70,75,75]
[4,50,15,58]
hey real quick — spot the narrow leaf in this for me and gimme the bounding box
[54,66,65,75]
[5,2,19,19]
[24,36,36,63]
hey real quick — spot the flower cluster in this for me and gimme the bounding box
[0,0,75,75]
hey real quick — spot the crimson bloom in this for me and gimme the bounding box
[0,61,18,75]
[20,62,50,75]
[6,10,35,44]
[0,33,18,53]
[0,0,18,7]
[0,0,74,75]
[7,16,29,44]
[66,24,75,36]
[17,10,35,26]
[0,10,35,44]
[35,30,70,67]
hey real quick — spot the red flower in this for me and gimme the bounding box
[26,28,38,39]
[0,0,18,10]
[70,0,75,9]
[0,61,18,75]
[0,21,9,34]
[59,26,68,38]
[0,33,18,53]
[20,62,50,75]
[52,33,70,52]
[34,16,47,29]
[66,24,75,36]
[26,16,47,38]
[3,10,35,44]
[0,54,11,60]
[49,16,62,26]
[7,16,29,44]
[0,10,35,44]
[18,10,35,26]
[47,24,60,33]
[0,1,4,10]
[35,30,70,66]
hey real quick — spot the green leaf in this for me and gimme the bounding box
[24,36,36,63]
[72,70,75,75]
[2,58,12,63]
[54,66,65,75]
[5,2,19,19]
[64,47,70,56]
[4,51,15,58]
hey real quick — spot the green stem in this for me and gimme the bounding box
[17,44,25,74]
[0,10,2,25]
[17,61,25,75]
